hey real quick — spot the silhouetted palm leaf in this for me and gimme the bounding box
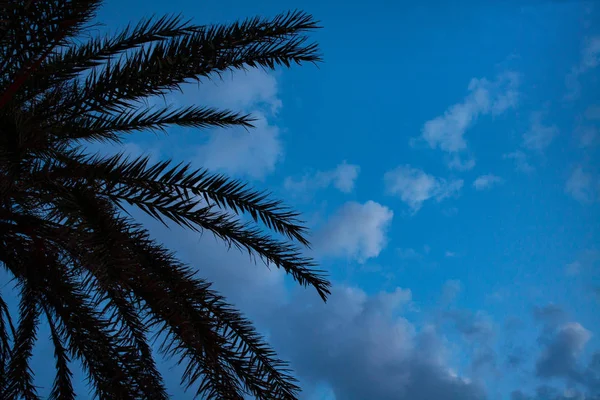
[0,1,329,398]
[46,310,76,400]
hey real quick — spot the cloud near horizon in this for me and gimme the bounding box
[138,215,489,400]
[269,286,487,400]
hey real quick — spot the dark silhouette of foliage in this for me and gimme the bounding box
[0,1,329,398]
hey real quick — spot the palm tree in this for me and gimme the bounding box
[0,1,330,399]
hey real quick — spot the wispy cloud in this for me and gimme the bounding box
[314,201,393,263]
[384,165,463,212]
[473,174,504,191]
[416,72,519,168]
[284,161,361,196]
[448,155,476,171]
[503,150,535,174]
[565,166,597,203]
[565,35,600,100]
[522,111,559,152]
[504,110,558,173]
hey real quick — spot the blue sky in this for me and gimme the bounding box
[8,0,600,399]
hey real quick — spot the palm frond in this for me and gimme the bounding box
[82,272,170,399]
[0,0,101,108]
[41,184,283,397]
[36,197,303,398]
[0,289,16,391]
[61,10,320,116]
[22,14,200,106]
[0,289,16,351]
[44,152,311,245]
[3,281,40,400]
[107,185,330,299]
[62,105,254,144]
[0,211,168,397]
[45,309,76,400]
[37,14,198,83]
[32,153,325,292]
[77,264,169,398]
[124,222,304,399]
[1,4,327,398]
[2,161,319,398]
[0,238,142,398]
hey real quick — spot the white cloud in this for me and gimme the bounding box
[314,201,393,263]
[140,216,486,398]
[536,322,592,379]
[384,165,463,212]
[565,35,600,100]
[418,72,519,158]
[83,71,286,181]
[189,69,282,113]
[284,161,360,195]
[473,174,504,191]
[330,163,361,193]
[138,216,483,399]
[448,155,476,171]
[504,111,558,174]
[565,166,597,203]
[270,286,486,400]
[191,70,285,179]
[197,113,282,179]
[504,150,534,174]
[522,112,559,151]
[113,201,542,400]
[529,303,600,397]
[147,217,489,399]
